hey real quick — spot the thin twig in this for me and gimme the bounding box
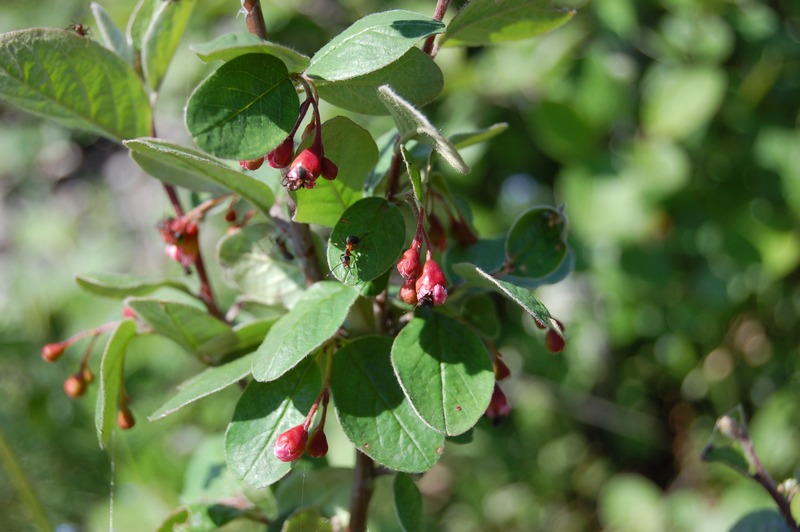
[741,438,799,531]
[349,450,375,532]
[422,0,451,57]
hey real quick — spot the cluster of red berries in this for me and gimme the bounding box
[157,216,199,272]
[397,240,448,307]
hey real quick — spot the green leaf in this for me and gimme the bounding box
[124,138,275,214]
[251,281,359,382]
[140,0,194,90]
[186,53,299,161]
[443,237,506,283]
[149,354,254,421]
[700,444,749,473]
[197,319,276,362]
[331,337,444,472]
[441,0,576,47]
[217,224,306,308]
[306,10,444,81]
[450,122,509,149]
[453,263,559,330]
[127,0,157,52]
[0,28,151,142]
[95,320,138,448]
[316,48,443,115]
[401,146,425,206]
[378,85,469,174]
[126,298,231,359]
[225,358,321,488]
[191,33,310,73]
[391,309,494,436]
[293,117,379,227]
[394,473,424,532]
[283,509,333,532]
[730,510,794,532]
[76,272,191,299]
[274,468,353,511]
[364,129,400,195]
[506,206,568,279]
[326,197,406,286]
[90,2,133,64]
[461,294,501,340]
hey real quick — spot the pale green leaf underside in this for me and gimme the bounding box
[251,281,359,382]
[378,85,469,174]
[316,47,442,116]
[332,336,444,472]
[149,353,254,421]
[0,28,150,142]
[307,10,444,81]
[95,320,138,448]
[191,32,310,73]
[441,0,576,47]
[141,0,194,90]
[90,2,133,64]
[124,138,275,214]
[76,272,191,298]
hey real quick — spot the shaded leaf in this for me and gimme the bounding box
[700,444,749,473]
[124,138,274,214]
[316,47,442,115]
[225,358,321,488]
[307,10,444,81]
[391,309,494,436]
[441,0,576,47]
[394,473,423,532]
[149,354,254,421]
[332,336,444,472]
[293,117,379,227]
[326,197,406,287]
[186,53,299,160]
[76,272,191,299]
[378,85,469,174]
[191,32,310,72]
[251,281,358,382]
[506,205,568,279]
[0,28,151,142]
[95,320,138,448]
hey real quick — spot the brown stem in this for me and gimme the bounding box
[242,0,269,40]
[741,438,799,530]
[162,183,184,217]
[385,141,404,202]
[194,253,223,320]
[349,451,375,532]
[422,0,451,57]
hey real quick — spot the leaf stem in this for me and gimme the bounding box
[242,0,269,40]
[349,450,375,532]
[422,0,451,57]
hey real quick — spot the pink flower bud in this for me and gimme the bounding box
[396,246,421,279]
[493,356,511,381]
[64,373,87,398]
[416,256,447,307]
[306,427,329,458]
[267,137,294,169]
[42,342,67,362]
[157,217,199,270]
[484,384,511,421]
[117,407,135,429]
[239,156,265,171]
[274,425,308,462]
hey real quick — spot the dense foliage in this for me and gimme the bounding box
[1,0,799,531]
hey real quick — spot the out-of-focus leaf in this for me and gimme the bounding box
[306,10,444,81]
[140,0,194,90]
[191,32,310,73]
[76,272,191,299]
[401,146,425,206]
[506,205,568,279]
[449,122,508,149]
[95,320,138,448]
[0,28,150,142]
[90,2,133,64]
[394,473,423,532]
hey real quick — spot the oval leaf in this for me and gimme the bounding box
[394,473,424,532]
[141,0,194,90]
[217,224,306,309]
[149,353,254,421]
[306,10,444,81]
[452,263,560,331]
[316,48,443,115]
[331,337,444,472]
[378,85,469,174]
[186,53,299,160]
[191,32,310,72]
[95,319,138,448]
[251,281,359,382]
[124,138,275,214]
[326,197,406,286]
[225,358,321,488]
[441,0,576,47]
[506,205,568,278]
[391,310,494,436]
[76,272,191,299]
[90,2,133,64]
[126,298,232,360]
[0,28,151,142]
[293,117,379,227]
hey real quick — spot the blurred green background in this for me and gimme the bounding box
[2,0,800,530]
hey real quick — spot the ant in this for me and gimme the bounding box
[67,22,89,37]
[330,234,365,283]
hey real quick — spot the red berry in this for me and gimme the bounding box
[415,254,447,307]
[545,328,565,353]
[239,156,265,171]
[321,158,338,180]
[225,209,237,223]
[117,408,136,429]
[484,384,511,421]
[63,373,87,398]
[42,342,66,362]
[493,356,511,381]
[267,137,294,169]
[274,425,308,462]
[396,245,421,279]
[306,427,329,458]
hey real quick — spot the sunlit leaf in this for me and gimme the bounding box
[90,2,133,64]
[191,32,310,72]
[140,0,194,90]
